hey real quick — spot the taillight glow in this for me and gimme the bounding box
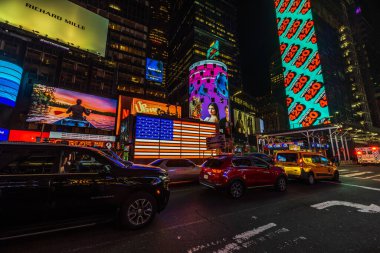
[371,147,377,151]
[212,169,223,174]
[357,151,362,155]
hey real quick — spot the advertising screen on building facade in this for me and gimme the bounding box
[116,96,181,134]
[0,128,9,142]
[0,0,109,56]
[26,84,117,131]
[233,109,256,136]
[134,115,217,160]
[0,60,23,107]
[274,0,331,129]
[146,58,163,83]
[189,60,229,125]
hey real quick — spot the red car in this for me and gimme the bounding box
[200,155,287,198]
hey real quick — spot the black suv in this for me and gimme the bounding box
[0,143,170,239]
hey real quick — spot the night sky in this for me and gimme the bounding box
[237,0,380,98]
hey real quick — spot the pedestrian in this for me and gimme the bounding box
[334,154,340,166]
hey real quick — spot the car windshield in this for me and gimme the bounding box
[96,149,132,168]
[203,158,224,168]
[150,160,164,166]
[276,153,298,163]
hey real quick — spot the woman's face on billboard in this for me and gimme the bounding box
[208,104,216,116]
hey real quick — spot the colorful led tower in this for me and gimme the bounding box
[274,0,331,129]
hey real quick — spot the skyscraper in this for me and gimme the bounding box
[146,0,171,99]
[167,0,241,116]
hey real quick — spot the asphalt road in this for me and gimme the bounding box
[1,165,380,253]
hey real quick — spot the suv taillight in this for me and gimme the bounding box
[211,169,224,174]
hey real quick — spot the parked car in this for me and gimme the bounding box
[149,158,200,183]
[274,151,339,184]
[245,152,274,165]
[0,143,170,240]
[199,155,287,198]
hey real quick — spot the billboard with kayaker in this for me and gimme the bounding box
[26,84,117,131]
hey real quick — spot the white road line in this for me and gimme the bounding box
[361,175,380,179]
[233,223,277,243]
[217,223,278,253]
[340,170,360,175]
[341,172,373,177]
[323,181,380,191]
[311,200,380,213]
[188,223,278,253]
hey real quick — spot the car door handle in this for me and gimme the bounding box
[263,171,270,174]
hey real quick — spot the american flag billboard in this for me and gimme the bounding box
[134,115,217,159]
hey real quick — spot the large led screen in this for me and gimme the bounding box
[0,60,23,107]
[27,84,117,131]
[134,115,217,160]
[146,58,163,83]
[0,0,109,56]
[274,0,331,129]
[189,60,229,124]
[233,109,256,136]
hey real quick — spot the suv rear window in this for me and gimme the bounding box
[276,153,298,163]
[203,159,223,168]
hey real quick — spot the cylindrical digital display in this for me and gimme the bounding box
[189,60,229,128]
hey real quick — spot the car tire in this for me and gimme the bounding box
[120,192,157,230]
[332,171,340,181]
[229,180,245,199]
[307,172,315,185]
[275,176,287,192]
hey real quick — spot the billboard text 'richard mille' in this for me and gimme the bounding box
[274,0,331,129]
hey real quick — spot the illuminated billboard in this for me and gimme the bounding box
[0,0,109,56]
[274,0,331,129]
[116,96,181,134]
[233,109,256,136]
[146,58,163,83]
[207,40,220,60]
[134,115,217,160]
[0,128,9,142]
[189,60,229,124]
[0,60,23,107]
[26,84,117,131]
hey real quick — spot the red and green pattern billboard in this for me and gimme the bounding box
[274,0,331,129]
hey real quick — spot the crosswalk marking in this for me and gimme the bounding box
[361,175,380,179]
[340,170,359,175]
[341,172,373,177]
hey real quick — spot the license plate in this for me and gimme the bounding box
[203,175,209,179]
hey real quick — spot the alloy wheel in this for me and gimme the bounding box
[308,173,315,185]
[230,181,243,198]
[127,198,153,226]
[277,177,287,191]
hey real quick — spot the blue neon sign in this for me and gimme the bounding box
[0,128,9,141]
[0,60,23,107]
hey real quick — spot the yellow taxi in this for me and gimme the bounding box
[274,151,339,184]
